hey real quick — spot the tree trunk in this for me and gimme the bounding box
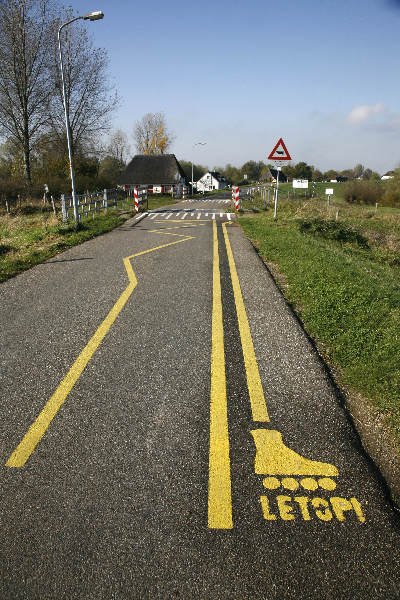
[24,112,31,184]
[24,144,31,185]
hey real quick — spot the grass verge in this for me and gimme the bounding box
[239,200,400,441]
[147,194,180,210]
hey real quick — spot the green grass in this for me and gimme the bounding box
[0,208,133,282]
[239,199,400,439]
[146,194,180,210]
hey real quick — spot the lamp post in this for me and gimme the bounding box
[192,142,207,197]
[58,11,104,222]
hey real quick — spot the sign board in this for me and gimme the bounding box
[293,179,308,189]
[153,186,162,194]
[325,188,334,195]
[243,174,248,180]
[268,138,292,163]
[268,139,291,219]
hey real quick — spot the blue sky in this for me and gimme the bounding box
[69,0,400,173]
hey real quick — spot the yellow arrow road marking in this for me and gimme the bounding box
[6,231,195,468]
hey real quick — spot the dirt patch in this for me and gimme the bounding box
[345,392,400,505]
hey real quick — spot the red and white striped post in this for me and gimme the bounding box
[232,186,240,210]
[134,186,139,213]
[182,185,185,200]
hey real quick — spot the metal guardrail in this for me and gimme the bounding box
[61,188,129,222]
[126,185,148,211]
[239,185,274,211]
[172,184,190,199]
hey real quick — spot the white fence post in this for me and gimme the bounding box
[61,194,68,222]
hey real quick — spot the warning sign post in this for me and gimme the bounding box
[268,138,292,218]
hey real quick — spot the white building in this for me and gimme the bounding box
[381,171,395,180]
[196,171,228,192]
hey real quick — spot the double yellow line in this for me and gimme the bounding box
[8,220,269,533]
[208,222,269,529]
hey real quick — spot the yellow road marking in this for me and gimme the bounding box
[6,232,195,468]
[208,220,233,529]
[222,222,269,422]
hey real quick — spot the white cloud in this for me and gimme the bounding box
[347,103,385,124]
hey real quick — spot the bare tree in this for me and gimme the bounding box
[48,8,118,157]
[107,129,130,163]
[0,0,54,184]
[133,112,174,155]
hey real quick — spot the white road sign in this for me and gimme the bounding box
[293,179,309,189]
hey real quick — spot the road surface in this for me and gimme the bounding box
[1,198,399,599]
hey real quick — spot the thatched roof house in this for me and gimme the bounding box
[118,154,188,193]
[260,168,288,183]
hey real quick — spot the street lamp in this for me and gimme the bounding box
[58,11,104,222]
[192,142,207,197]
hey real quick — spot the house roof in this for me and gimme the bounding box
[261,168,288,182]
[209,171,226,181]
[199,171,227,182]
[118,154,188,185]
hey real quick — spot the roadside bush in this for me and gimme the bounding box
[380,173,400,207]
[0,244,13,255]
[298,217,369,248]
[0,176,27,200]
[344,180,384,205]
[380,189,400,208]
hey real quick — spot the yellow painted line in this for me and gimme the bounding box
[208,220,233,529]
[222,222,269,422]
[6,233,194,468]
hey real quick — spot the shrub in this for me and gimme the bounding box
[298,218,369,248]
[344,180,384,205]
[380,173,400,207]
[380,189,400,208]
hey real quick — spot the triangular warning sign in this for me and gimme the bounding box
[268,138,292,161]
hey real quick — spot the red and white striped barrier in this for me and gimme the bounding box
[134,187,139,212]
[232,186,240,210]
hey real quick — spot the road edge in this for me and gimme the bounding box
[239,228,400,511]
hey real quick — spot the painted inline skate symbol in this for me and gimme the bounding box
[251,429,338,492]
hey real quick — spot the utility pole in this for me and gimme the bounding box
[58,11,104,222]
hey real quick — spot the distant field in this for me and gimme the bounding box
[146,194,180,210]
[239,198,400,444]
[241,181,400,217]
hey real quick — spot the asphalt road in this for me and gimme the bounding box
[0,198,399,599]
